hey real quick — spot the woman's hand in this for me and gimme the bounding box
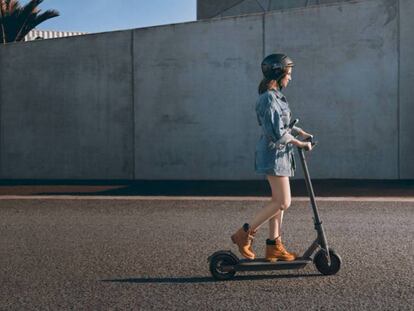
[299,130,313,140]
[300,141,313,151]
[290,139,313,151]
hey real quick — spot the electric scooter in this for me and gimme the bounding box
[208,120,342,280]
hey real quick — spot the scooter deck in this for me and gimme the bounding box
[230,258,312,272]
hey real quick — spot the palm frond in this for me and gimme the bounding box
[16,8,58,41]
[0,0,7,43]
[0,0,59,43]
[7,0,20,14]
[14,0,42,40]
[20,0,43,17]
[0,0,8,14]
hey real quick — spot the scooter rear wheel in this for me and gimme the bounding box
[209,252,238,280]
[314,248,342,275]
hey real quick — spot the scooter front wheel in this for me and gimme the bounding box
[209,251,238,281]
[314,248,342,275]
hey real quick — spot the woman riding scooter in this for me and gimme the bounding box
[231,54,313,262]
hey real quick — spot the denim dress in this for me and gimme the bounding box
[254,89,301,177]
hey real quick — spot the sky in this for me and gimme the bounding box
[38,0,197,33]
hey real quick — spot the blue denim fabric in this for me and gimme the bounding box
[254,89,298,177]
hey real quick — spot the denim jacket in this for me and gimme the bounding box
[254,89,301,176]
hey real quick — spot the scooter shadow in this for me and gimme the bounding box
[101,273,323,284]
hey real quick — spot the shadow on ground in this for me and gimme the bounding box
[100,273,323,284]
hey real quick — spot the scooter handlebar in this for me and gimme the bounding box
[302,136,318,151]
[288,118,299,129]
[289,119,317,151]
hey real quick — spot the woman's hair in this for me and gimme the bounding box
[258,66,291,94]
[258,77,277,95]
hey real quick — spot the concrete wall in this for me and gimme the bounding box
[197,0,242,19]
[133,16,262,180]
[266,0,399,179]
[197,0,356,19]
[399,0,414,178]
[0,31,134,179]
[0,0,412,180]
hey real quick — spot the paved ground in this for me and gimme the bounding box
[0,197,413,310]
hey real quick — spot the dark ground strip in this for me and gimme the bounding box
[0,179,413,196]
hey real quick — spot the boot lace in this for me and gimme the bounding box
[276,242,289,254]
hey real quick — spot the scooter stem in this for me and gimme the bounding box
[297,147,330,260]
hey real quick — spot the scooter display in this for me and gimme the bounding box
[208,120,342,280]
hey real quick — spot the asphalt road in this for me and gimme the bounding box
[0,197,413,310]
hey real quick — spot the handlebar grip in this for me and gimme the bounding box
[304,135,314,143]
[301,136,317,151]
[305,136,318,145]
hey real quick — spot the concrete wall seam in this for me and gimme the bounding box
[262,13,265,59]
[131,30,136,180]
[397,0,401,179]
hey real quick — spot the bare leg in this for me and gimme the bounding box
[268,176,290,240]
[268,210,284,240]
[231,175,292,260]
[250,175,291,232]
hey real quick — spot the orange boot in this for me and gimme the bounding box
[265,238,297,262]
[231,223,257,260]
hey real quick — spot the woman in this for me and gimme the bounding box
[231,54,313,262]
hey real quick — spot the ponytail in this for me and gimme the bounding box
[258,77,278,94]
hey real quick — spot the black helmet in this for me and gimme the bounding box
[261,54,294,81]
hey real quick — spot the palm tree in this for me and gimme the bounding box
[0,0,59,44]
